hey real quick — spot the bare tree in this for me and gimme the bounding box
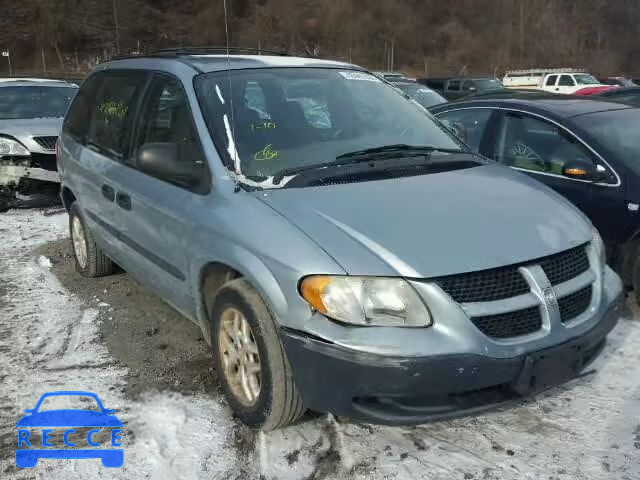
[1,0,639,76]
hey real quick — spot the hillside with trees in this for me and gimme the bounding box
[1,0,639,76]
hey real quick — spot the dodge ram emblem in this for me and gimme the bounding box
[542,287,557,306]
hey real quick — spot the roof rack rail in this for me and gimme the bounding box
[504,67,587,75]
[153,46,290,57]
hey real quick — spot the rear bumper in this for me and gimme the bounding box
[281,292,623,425]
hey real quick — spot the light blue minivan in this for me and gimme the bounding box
[58,48,623,430]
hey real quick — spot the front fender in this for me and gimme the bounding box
[191,240,345,339]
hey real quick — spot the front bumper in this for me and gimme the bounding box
[0,164,60,185]
[281,292,623,425]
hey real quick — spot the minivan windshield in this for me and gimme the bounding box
[195,68,465,184]
[0,86,77,119]
[575,108,640,175]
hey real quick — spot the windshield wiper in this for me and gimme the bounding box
[272,156,376,185]
[272,145,467,185]
[336,144,464,160]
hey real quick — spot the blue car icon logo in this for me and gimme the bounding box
[16,391,123,468]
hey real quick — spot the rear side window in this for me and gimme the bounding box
[447,80,460,91]
[87,72,148,160]
[63,74,102,140]
[558,75,575,86]
[545,75,558,86]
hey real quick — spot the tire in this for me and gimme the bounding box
[210,278,305,430]
[633,254,640,306]
[69,202,114,277]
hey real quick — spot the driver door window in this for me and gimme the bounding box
[494,113,594,176]
[136,75,207,191]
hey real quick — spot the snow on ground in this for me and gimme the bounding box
[0,209,639,480]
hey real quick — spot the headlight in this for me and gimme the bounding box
[592,226,606,272]
[300,276,431,327]
[0,137,30,156]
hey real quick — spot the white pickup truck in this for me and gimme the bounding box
[538,72,608,94]
[503,68,611,95]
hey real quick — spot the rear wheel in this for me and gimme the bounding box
[69,203,114,277]
[210,278,305,430]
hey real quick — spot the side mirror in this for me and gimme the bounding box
[137,143,202,188]
[562,159,602,182]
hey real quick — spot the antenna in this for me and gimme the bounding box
[223,0,240,186]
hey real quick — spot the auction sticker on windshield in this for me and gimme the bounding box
[15,391,123,468]
[338,71,381,81]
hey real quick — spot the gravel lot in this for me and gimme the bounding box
[1,208,639,480]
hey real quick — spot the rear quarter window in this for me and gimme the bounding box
[86,71,148,160]
[63,74,103,141]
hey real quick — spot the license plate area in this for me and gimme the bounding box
[512,344,584,395]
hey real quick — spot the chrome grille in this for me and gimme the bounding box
[471,306,542,339]
[436,243,593,339]
[558,285,592,323]
[33,136,57,150]
[435,267,529,303]
[539,245,589,285]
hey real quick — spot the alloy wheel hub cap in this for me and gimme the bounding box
[218,307,261,406]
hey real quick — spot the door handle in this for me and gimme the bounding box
[101,184,115,202]
[116,192,131,211]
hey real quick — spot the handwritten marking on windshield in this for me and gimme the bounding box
[251,122,276,131]
[99,100,128,119]
[254,144,279,162]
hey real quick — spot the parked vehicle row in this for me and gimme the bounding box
[56,50,623,431]
[387,68,634,105]
[418,76,507,100]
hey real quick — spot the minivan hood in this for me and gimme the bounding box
[256,164,592,277]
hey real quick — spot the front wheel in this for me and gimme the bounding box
[210,279,305,430]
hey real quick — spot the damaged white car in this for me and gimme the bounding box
[0,78,78,210]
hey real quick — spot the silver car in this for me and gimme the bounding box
[0,78,78,209]
[58,50,623,430]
